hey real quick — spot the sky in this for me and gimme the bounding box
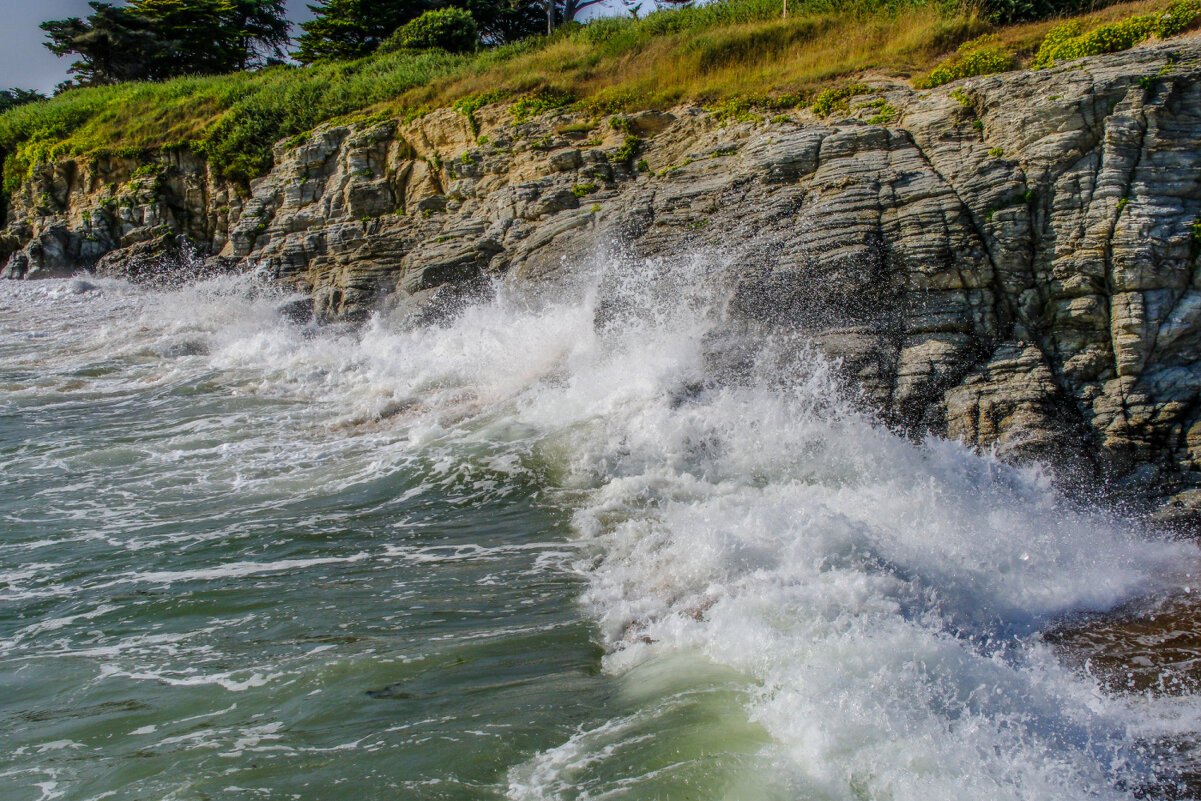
[0,0,317,95]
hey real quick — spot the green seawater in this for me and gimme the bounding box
[3,269,1200,801]
[0,277,768,800]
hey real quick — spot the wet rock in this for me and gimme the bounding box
[94,234,228,286]
[6,41,1201,517]
[160,340,209,358]
[67,278,99,294]
[277,297,315,325]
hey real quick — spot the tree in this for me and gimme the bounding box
[41,2,172,86]
[558,0,607,24]
[41,0,290,88]
[294,0,432,63]
[130,0,290,71]
[295,0,547,61]
[0,89,46,114]
[462,0,544,43]
[381,7,478,51]
[225,0,293,68]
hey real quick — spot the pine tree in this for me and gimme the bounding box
[41,0,290,88]
[463,0,544,43]
[129,0,290,71]
[294,0,431,63]
[41,2,173,86]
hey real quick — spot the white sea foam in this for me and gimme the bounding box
[4,254,1200,799]
[361,255,1195,800]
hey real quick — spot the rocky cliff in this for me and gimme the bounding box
[4,38,1201,523]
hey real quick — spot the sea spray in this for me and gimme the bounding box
[1,250,1199,800]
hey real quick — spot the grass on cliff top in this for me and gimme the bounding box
[0,0,1190,195]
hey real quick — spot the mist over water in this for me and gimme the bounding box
[1,254,1199,800]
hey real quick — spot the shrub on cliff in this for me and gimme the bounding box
[382,9,479,53]
[1032,0,1201,68]
[295,0,539,63]
[916,34,1016,88]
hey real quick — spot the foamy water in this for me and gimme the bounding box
[1,257,1198,800]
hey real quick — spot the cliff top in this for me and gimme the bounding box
[0,0,1197,195]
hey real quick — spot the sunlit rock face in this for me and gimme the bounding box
[4,39,1201,518]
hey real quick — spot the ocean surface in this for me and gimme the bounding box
[2,257,1201,801]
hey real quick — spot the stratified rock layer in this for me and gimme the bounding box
[4,39,1201,519]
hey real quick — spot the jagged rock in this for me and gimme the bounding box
[629,110,676,134]
[1,224,85,278]
[548,149,583,171]
[5,40,1201,521]
[277,297,315,324]
[95,234,231,286]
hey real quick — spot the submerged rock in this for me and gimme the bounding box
[277,297,315,325]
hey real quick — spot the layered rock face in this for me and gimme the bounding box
[4,39,1201,520]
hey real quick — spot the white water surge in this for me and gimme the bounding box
[2,249,1200,800]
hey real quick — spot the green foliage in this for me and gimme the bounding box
[858,98,898,124]
[917,34,1015,88]
[572,182,597,196]
[1032,1,1201,69]
[812,83,868,117]
[1191,216,1201,260]
[41,0,289,87]
[988,146,1003,157]
[294,0,421,63]
[614,135,642,162]
[510,89,574,122]
[707,96,770,123]
[0,89,45,114]
[1116,197,1129,212]
[383,8,479,53]
[635,158,649,172]
[454,90,504,135]
[1156,0,1201,35]
[982,0,1092,25]
[1,46,470,183]
[708,93,805,123]
[296,0,541,62]
[659,157,693,174]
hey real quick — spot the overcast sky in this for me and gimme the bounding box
[0,0,317,95]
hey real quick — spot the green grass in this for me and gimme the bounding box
[0,0,1196,199]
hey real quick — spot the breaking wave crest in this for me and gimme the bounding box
[2,248,1199,800]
